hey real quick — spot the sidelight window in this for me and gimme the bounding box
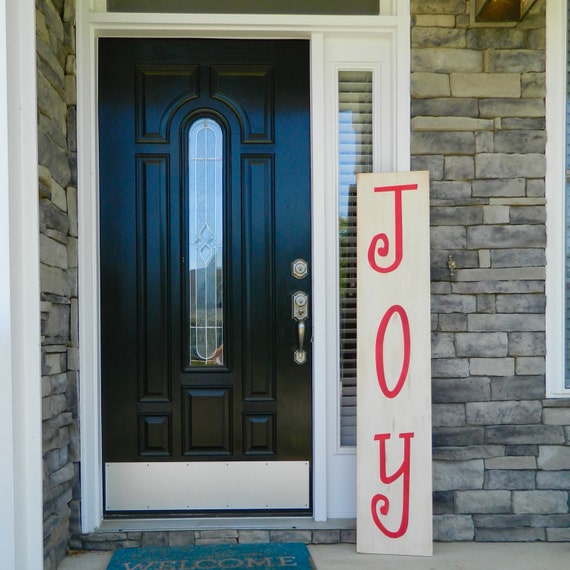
[338,70,373,446]
[188,118,224,366]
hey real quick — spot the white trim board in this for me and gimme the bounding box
[545,0,570,397]
[0,0,43,568]
[77,3,411,532]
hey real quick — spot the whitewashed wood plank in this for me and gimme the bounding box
[356,171,432,556]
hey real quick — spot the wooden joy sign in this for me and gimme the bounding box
[356,172,432,556]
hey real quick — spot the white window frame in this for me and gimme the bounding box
[546,0,570,397]
[77,0,410,532]
[323,35,408,518]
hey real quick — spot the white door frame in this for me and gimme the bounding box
[77,1,410,532]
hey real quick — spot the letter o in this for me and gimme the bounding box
[375,305,410,399]
[219,559,244,568]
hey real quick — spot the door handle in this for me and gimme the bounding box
[292,291,309,365]
[297,320,306,360]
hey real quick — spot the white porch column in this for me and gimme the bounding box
[0,0,43,568]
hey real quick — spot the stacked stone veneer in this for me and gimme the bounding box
[37,0,78,567]
[412,0,570,541]
[73,529,356,552]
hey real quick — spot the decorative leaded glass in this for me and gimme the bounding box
[188,118,224,366]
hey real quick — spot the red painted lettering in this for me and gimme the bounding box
[375,305,411,399]
[371,432,414,539]
[367,184,418,274]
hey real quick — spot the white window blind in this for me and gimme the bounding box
[338,70,373,446]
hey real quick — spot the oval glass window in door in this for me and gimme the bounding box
[188,117,224,366]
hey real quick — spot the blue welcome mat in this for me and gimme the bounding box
[107,542,315,569]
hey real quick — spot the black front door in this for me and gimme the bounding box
[99,39,312,514]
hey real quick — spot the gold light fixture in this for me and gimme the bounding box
[473,0,538,23]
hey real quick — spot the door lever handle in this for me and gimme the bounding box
[292,292,308,365]
[297,320,306,359]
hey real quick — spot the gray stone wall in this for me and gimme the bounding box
[73,528,356,551]
[37,0,78,567]
[412,0,570,541]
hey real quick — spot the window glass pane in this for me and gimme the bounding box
[339,71,373,446]
[108,0,380,15]
[188,118,224,367]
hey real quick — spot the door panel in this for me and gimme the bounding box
[99,39,312,514]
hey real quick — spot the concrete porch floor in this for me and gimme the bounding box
[58,542,570,569]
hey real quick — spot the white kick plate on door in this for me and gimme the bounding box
[105,461,310,511]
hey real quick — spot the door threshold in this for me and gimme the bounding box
[97,517,356,533]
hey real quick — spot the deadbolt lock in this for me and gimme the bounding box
[291,259,309,280]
